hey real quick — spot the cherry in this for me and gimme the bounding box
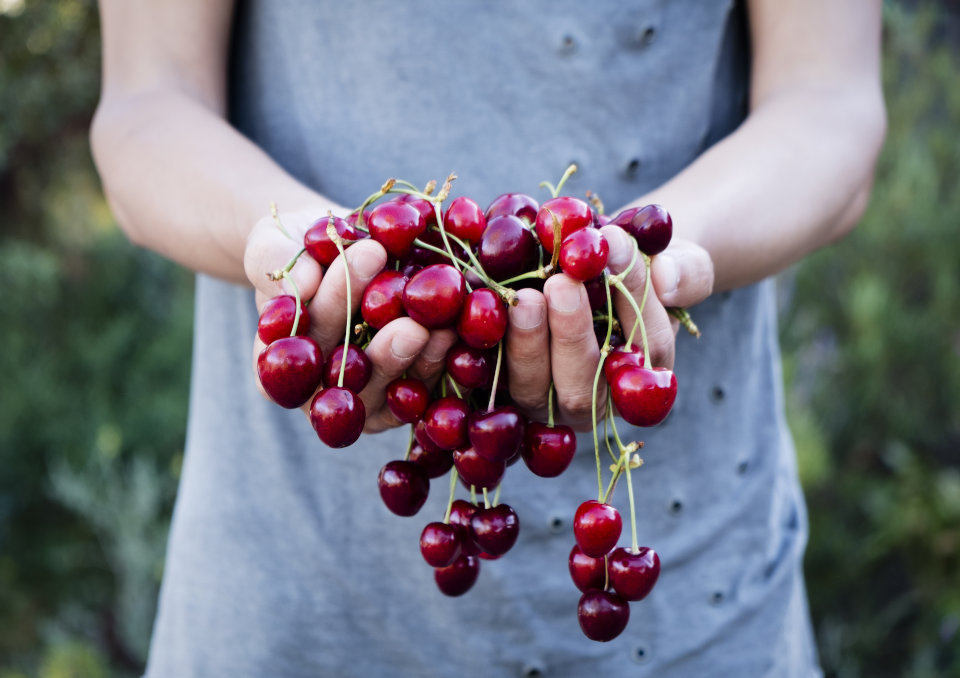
[468,405,525,463]
[323,344,372,393]
[367,200,426,259]
[443,196,487,245]
[584,276,607,313]
[573,500,622,558]
[377,460,429,517]
[257,336,323,409]
[485,192,539,224]
[559,228,609,282]
[577,590,630,642]
[408,227,456,267]
[603,345,645,383]
[609,365,677,427]
[361,270,408,329]
[257,295,310,344]
[521,422,577,477]
[448,499,481,555]
[303,215,360,266]
[407,442,454,479]
[476,215,539,282]
[534,196,593,254]
[457,288,508,350]
[385,377,430,423]
[470,504,519,556]
[309,386,365,448]
[452,446,506,491]
[434,554,480,597]
[610,204,672,255]
[608,546,660,601]
[569,544,608,593]
[395,194,438,230]
[446,342,495,389]
[420,522,462,568]
[422,396,470,450]
[402,264,467,329]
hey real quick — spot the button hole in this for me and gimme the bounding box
[642,26,657,44]
[632,645,648,663]
[711,386,725,402]
[737,460,749,475]
[669,499,683,515]
[626,157,641,174]
[549,516,565,533]
[710,591,725,605]
[560,34,577,53]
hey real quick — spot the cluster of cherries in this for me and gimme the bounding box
[255,167,694,642]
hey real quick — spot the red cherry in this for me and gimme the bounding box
[560,228,609,282]
[377,460,429,517]
[457,288,508,350]
[402,264,467,329]
[610,204,673,255]
[470,504,519,556]
[584,277,607,313]
[569,544,607,593]
[385,377,430,423]
[420,522,462,567]
[361,270,408,329]
[367,200,426,259]
[476,215,539,282]
[395,194,438,230]
[452,446,506,491]
[257,295,310,344]
[468,405,526,463]
[485,192,539,224]
[577,590,630,642]
[257,336,323,409]
[422,396,470,450]
[322,344,372,393]
[608,546,660,601]
[609,366,677,427]
[309,386,365,448]
[434,554,480,597]
[448,499,481,556]
[303,215,359,266]
[521,422,577,477]
[407,443,454,479]
[443,196,487,245]
[534,196,593,254]
[573,500,622,558]
[445,342,495,389]
[603,345,645,383]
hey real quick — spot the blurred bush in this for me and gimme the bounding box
[0,1,957,677]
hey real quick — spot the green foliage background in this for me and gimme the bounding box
[0,1,956,676]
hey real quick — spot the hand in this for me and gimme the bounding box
[244,209,456,434]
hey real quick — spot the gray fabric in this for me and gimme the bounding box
[145,1,822,676]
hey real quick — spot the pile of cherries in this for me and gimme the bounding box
[256,167,691,642]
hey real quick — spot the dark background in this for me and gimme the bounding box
[1,1,957,675]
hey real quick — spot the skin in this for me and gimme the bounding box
[91,0,886,432]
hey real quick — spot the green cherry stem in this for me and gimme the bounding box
[446,374,464,400]
[270,202,294,240]
[329,222,352,388]
[624,448,639,552]
[442,468,459,524]
[487,341,503,413]
[402,425,415,462]
[547,382,556,428]
[668,306,702,338]
[492,484,501,507]
[590,352,607,502]
[482,487,491,510]
[611,275,652,369]
[281,270,304,337]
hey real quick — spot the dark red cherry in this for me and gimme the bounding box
[408,227,452,267]
[402,264,467,329]
[323,344,372,393]
[346,208,372,229]
[485,192,539,224]
[257,295,310,344]
[521,422,577,477]
[468,405,525,463]
[609,365,677,427]
[395,194,438,230]
[603,345,645,383]
[303,215,360,266]
[408,443,454,479]
[361,270,408,329]
[573,500,622,558]
[476,215,539,282]
[569,544,608,593]
[377,460,429,517]
[257,336,323,409]
[448,499,481,555]
[443,196,487,245]
[470,504,519,556]
[434,554,480,597]
[534,196,593,254]
[560,228,609,282]
[446,342,495,389]
[584,277,607,313]
[309,386,365,448]
[457,288,508,350]
[453,446,506,491]
[367,200,426,259]
[611,204,673,255]
[422,396,470,450]
[577,590,630,642]
[385,377,430,423]
[420,522,462,567]
[608,546,660,601]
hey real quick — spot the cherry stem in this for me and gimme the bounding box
[281,270,304,337]
[547,382,556,428]
[269,202,294,240]
[492,484,501,507]
[482,487,491,510]
[470,485,477,506]
[432,202,469,288]
[624,447,639,552]
[601,455,622,504]
[446,374,464,400]
[443,468,459,524]
[612,276,651,370]
[539,164,578,199]
[268,247,307,282]
[353,178,397,230]
[603,555,610,591]
[668,306,702,338]
[403,425,415,462]
[487,341,503,413]
[329,222,352,388]
[590,351,606,502]
[603,409,617,464]
[548,209,563,271]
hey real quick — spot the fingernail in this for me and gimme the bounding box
[391,333,423,360]
[654,254,679,297]
[549,280,582,313]
[347,245,385,280]
[511,300,545,330]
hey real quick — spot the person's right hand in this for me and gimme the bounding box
[244,209,457,434]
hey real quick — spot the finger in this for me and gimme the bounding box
[650,239,715,308]
[543,273,604,429]
[244,215,322,307]
[407,328,458,390]
[359,317,431,432]
[505,287,551,418]
[307,239,388,356]
[601,225,675,369]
